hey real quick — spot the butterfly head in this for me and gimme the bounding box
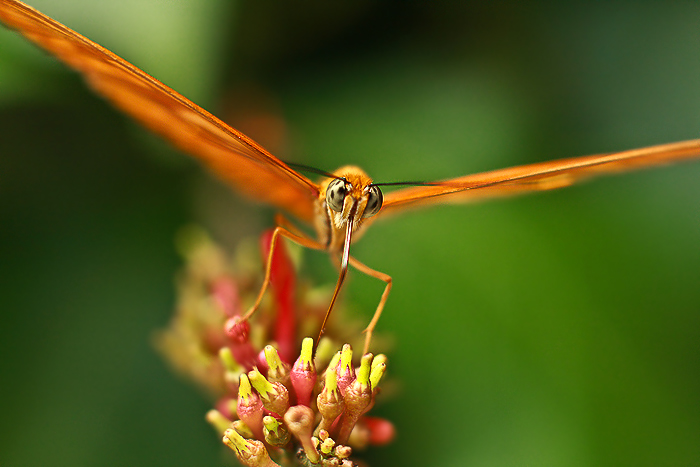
[324,166,383,230]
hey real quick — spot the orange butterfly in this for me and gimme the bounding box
[2,0,699,354]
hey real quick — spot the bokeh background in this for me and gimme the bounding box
[1,1,699,466]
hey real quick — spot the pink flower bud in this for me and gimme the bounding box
[225,316,257,370]
[223,428,280,467]
[290,338,317,406]
[237,374,264,441]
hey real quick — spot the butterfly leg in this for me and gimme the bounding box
[348,256,392,355]
[241,226,324,322]
[273,213,308,238]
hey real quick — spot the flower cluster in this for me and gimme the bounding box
[156,227,394,466]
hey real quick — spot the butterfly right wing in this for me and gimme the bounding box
[379,139,700,216]
[0,0,319,222]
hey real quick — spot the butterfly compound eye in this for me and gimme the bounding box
[326,178,348,212]
[363,185,383,218]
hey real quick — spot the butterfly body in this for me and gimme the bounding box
[315,166,379,253]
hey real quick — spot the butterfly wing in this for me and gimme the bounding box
[380,139,700,216]
[0,0,319,222]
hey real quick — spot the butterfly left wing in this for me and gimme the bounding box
[0,0,319,222]
[379,139,700,216]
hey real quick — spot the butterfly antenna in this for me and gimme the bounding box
[284,161,336,179]
[372,180,441,187]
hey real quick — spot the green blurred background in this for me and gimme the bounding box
[1,1,699,466]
